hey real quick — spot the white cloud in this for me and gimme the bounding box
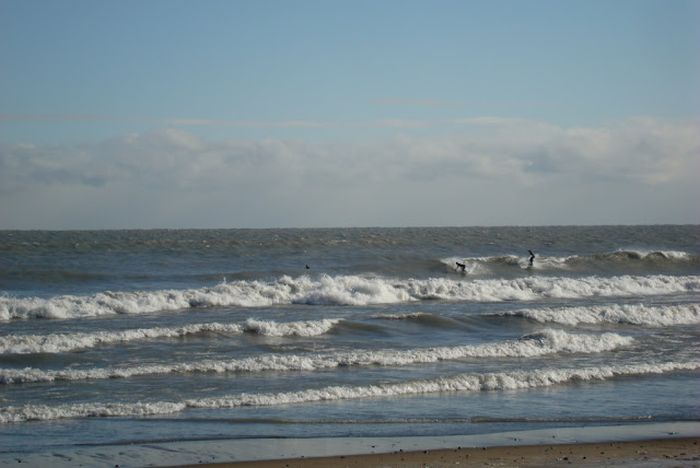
[0,118,698,228]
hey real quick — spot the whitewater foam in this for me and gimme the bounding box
[443,250,696,273]
[504,303,700,327]
[0,329,632,384]
[0,322,242,354]
[0,318,342,354]
[2,274,698,321]
[242,318,341,337]
[1,360,695,423]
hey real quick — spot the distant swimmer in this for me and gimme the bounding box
[528,250,535,268]
[305,264,310,270]
[456,261,466,272]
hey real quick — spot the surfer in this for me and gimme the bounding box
[455,261,466,272]
[528,250,535,268]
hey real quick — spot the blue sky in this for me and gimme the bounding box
[0,0,698,228]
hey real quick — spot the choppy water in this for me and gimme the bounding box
[0,226,698,452]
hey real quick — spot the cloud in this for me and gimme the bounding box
[0,118,698,228]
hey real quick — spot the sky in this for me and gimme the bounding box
[1,0,698,229]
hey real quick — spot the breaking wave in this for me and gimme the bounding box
[444,250,697,273]
[371,312,433,320]
[503,303,700,327]
[0,329,632,384]
[1,360,695,423]
[370,312,458,328]
[0,318,341,354]
[242,318,341,337]
[2,274,698,321]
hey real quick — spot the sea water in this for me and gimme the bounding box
[0,226,698,454]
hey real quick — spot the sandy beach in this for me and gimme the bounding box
[1,420,699,467]
[178,438,700,467]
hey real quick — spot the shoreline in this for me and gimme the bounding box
[2,421,699,467]
[180,437,700,467]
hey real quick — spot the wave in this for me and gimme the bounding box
[1,360,695,423]
[443,255,523,274]
[0,329,632,384]
[591,250,693,261]
[371,312,433,320]
[2,274,698,321]
[0,318,341,355]
[444,250,698,273]
[503,303,700,327]
[370,312,459,328]
[0,323,242,355]
[242,318,341,337]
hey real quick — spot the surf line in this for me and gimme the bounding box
[456,250,536,272]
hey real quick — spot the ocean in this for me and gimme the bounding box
[0,226,698,457]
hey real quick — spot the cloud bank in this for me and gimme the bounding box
[0,117,698,228]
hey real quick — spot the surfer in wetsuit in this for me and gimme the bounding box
[528,250,535,268]
[456,261,466,272]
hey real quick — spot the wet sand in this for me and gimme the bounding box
[3,422,699,467]
[176,437,700,467]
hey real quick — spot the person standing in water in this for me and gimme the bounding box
[528,250,535,268]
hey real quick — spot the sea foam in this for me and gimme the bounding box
[1,360,696,423]
[1,274,698,321]
[0,329,632,384]
[0,318,341,354]
[444,250,696,273]
[504,303,700,327]
[242,318,341,337]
